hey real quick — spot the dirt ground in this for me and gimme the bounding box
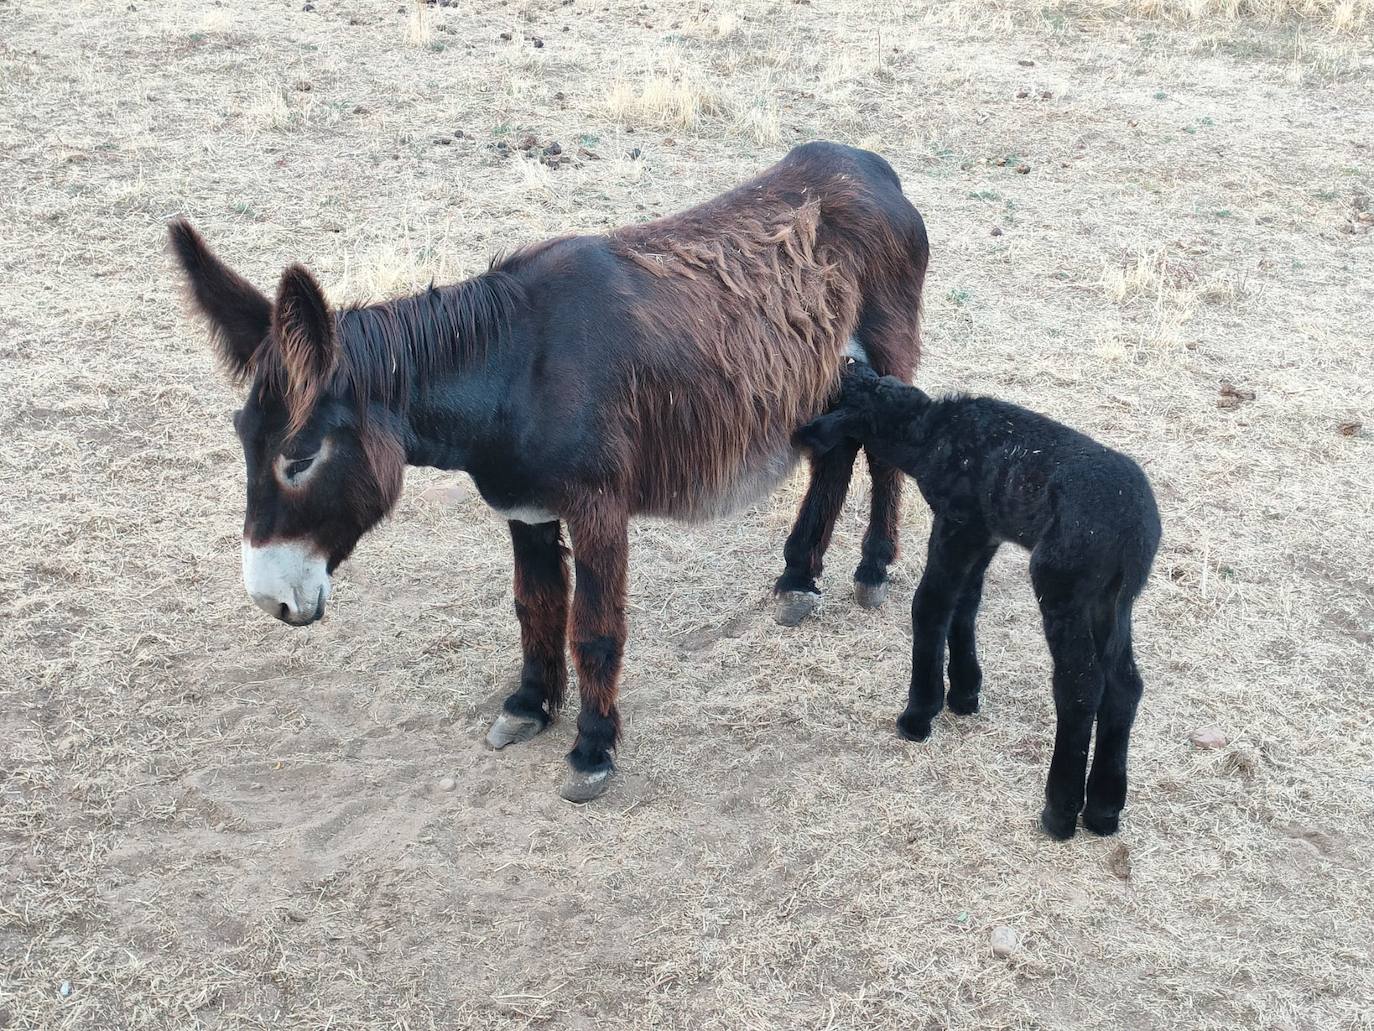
[2,0,1372,1027]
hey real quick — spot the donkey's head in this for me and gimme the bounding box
[169,220,405,625]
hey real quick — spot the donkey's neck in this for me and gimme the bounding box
[338,269,524,471]
[402,363,512,472]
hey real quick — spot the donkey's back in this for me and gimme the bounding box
[490,142,929,524]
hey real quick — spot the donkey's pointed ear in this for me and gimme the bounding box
[168,219,272,382]
[272,264,338,432]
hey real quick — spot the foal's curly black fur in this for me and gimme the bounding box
[796,362,1161,839]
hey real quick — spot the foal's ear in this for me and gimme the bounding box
[168,219,272,381]
[272,264,339,434]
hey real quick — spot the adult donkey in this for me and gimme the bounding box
[171,141,928,800]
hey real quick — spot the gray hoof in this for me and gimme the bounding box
[559,767,612,803]
[774,590,821,626]
[485,712,547,750]
[854,580,889,609]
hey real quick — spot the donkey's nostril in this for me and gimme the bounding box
[278,602,291,621]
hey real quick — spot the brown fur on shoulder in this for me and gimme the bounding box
[604,146,923,519]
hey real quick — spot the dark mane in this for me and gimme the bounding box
[336,264,525,415]
[263,263,525,423]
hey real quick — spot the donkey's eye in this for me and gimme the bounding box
[274,444,329,489]
[285,457,315,480]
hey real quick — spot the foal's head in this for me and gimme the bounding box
[170,220,404,625]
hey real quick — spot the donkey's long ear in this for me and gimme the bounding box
[167,219,272,382]
[272,264,338,435]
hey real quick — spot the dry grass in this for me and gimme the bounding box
[2,0,1372,1028]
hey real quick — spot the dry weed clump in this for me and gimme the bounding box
[954,0,1371,28]
[607,70,725,133]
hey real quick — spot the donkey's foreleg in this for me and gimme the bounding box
[487,520,571,749]
[773,439,861,626]
[560,503,630,802]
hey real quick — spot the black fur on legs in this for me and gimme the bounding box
[795,361,1161,840]
[568,635,622,774]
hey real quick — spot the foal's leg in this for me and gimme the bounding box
[1082,603,1144,836]
[853,451,902,609]
[486,520,570,748]
[560,502,631,802]
[1032,558,1107,841]
[945,543,1000,716]
[773,438,861,626]
[896,518,991,742]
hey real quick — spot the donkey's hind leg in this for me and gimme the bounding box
[854,451,902,609]
[487,519,570,749]
[773,438,861,626]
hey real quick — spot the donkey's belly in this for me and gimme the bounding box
[677,443,802,523]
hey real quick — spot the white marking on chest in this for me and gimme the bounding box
[489,503,559,525]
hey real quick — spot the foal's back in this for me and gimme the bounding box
[925,397,1159,573]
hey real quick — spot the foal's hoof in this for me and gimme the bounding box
[895,711,932,742]
[485,712,547,750]
[559,766,613,803]
[1081,809,1121,837]
[946,691,980,716]
[1039,806,1079,841]
[774,590,821,627]
[854,580,889,609]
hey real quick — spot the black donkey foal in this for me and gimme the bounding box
[796,362,1161,839]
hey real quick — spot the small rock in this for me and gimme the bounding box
[1015,163,1031,174]
[990,926,1018,958]
[627,147,642,159]
[214,821,226,833]
[1188,726,1228,749]
[439,776,457,791]
[544,141,562,156]
[1016,88,1029,99]
[530,36,544,47]
[498,30,512,40]
[990,226,1004,237]
[454,129,466,138]
[1018,58,1035,66]
[1040,89,1053,99]
[302,2,314,9]
[59,981,72,998]
[295,80,313,92]
[577,147,600,161]
[353,105,370,115]
[1337,421,1362,436]
[433,136,452,145]
[519,133,539,150]
[554,91,566,101]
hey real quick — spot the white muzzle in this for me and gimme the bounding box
[242,539,332,625]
